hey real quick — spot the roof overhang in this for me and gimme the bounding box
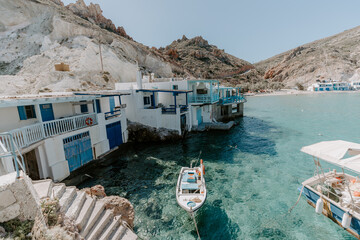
[74,90,131,97]
[301,140,360,173]
[136,89,192,94]
[0,94,97,108]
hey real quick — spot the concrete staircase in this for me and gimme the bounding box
[32,179,137,240]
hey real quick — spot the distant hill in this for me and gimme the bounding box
[154,35,263,86]
[255,26,360,88]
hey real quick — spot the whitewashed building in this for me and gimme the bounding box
[0,92,129,182]
[116,74,192,135]
[115,72,246,132]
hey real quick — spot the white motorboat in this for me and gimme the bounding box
[176,159,207,213]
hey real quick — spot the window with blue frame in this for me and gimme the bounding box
[18,105,36,120]
[80,102,88,113]
[95,99,101,113]
[143,96,150,105]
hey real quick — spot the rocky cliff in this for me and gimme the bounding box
[0,0,259,95]
[0,0,173,95]
[255,26,360,88]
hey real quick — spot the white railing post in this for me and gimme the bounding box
[73,117,77,130]
[41,122,46,138]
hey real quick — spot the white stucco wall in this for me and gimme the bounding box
[0,107,38,132]
[202,105,213,123]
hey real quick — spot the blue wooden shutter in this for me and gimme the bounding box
[109,97,115,111]
[31,105,37,118]
[17,106,27,120]
[96,99,101,113]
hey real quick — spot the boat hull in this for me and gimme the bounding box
[176,167,207,214]
[301,185,360,239]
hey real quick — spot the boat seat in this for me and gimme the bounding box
[182,172,197,183]
[181,183,199,190]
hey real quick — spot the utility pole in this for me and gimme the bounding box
[98,36,104,73]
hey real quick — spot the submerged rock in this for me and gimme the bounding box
[127,122,182,143]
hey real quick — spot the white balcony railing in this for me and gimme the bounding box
[0,113,98,151]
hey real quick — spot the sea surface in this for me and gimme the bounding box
[77,92,360,239]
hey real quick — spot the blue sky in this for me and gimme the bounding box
[63,0,360,63]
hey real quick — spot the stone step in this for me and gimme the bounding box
[58,187,76,212]
[121,227,138,240]
[80,201,105,237]
[65,191,86,220]
[50,183,66,200]
[32,179,53,199]
[111,224,126,240]
[99,216,120,240]
[86,210,113,240]
[75,195,95,232]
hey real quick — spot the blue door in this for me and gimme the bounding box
[40,104,55,122]
[106,121,123,149]
[63,131,93,172]
[197,108,203,125]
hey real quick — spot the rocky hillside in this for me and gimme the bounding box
[255,26,360,88]
[154,35,263,85]
[0,0,258,95]
[0,0,173,95]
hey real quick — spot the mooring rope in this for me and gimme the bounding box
[287,185,304,214]
[190,212,201,240]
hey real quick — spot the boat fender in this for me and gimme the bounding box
[200,159,205,175]
[315,198,323,214]
[342,212,352,229]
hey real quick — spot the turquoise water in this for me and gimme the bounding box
[78,92,360,239]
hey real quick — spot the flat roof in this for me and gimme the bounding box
[136,89,192,94]
[0,94,97,108]
[74,90,131,97]
[187,79,220,83]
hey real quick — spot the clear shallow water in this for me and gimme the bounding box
[77,92,360,239]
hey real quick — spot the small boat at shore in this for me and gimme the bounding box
[300,140,360,239]
[176,159,207,213]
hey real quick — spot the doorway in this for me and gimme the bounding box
[23,149,40,180]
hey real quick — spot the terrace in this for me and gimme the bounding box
[219,87,246,105]
[188,80,220,104]
[136,89,191,114]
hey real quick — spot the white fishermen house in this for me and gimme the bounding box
[187,80,245,129]
[116,74,192,135]
[115,73,246,132]
[0,92,129,182]
[308,81,350,91]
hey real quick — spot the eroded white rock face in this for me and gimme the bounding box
[0,0,173,95]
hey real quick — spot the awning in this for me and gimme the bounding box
[301,140,360,173]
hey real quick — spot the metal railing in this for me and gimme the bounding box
[0,133,26,178]
[219,95,247,104]
[180,105,188,113]
[162,107,176,114]
[189,94,219,104]
[1,113,98,151]
[105,109,122,120]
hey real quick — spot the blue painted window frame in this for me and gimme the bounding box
[80,103,88,113]
[18,105,36,120]
[143,96,150,105]
[96,99,101,113]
